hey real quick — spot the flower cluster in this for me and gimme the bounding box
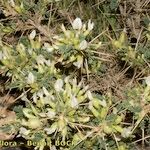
[17,78,92,149]
[112,30,150,70]
[0,31,59,92]
[50,18,101,72]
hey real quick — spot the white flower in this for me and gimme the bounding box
[32,93,37,103]
[121,127,132,138]
[44,123,57,135]
[44,43,54,53]
[73,61,82,69]
[9,0,15,7]
[72,78,77,86]
[53,35,60,40]
[39,113,46,117]
[44,128,56,135]
[28,48,33,55]
[61,24,67,33]
[71,96,78,108]
[82,24,86,31]
[36,55,46,65]
[50,146,57,150]
[88,101,93,109]
[6,72,12,77]
[37,90,44,99]
[27,72,35,84]
[52,44,59,50]
[47,110,56,118]
[99,100,107,107]
[145,76,150,86]
[29,30,36,40]
[113,107,118,114]
[73,56,83,69]
[72,18,82,30]
[87,91,93,100]
[19,127,30,136]
[45,60,51,66]
[43,87,49,96]
[79,40,88,50]
[84,85,89,91]
[64,76,70,83]
[43,95,55,104]
[21,95,28,101]
[88,20,94,31]
[54,79,63,92]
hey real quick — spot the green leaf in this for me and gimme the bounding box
[33,132,44,142]
[13,106,24,118]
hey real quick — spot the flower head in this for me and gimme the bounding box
[145,76,150,86]
[79,40,88,50]
[44,42,54,53]
[88,20,94,31]
[44,122,57,135]
[73,55,83,69]
[121,127,132,138]
[72,18,82,30]
[27,72,35,84]
[32,93,37,103]
[87,91,93,100]
[99,100,107,107]
[19,127,30,136]
[36,55,46,65]
[71,96,78,108]
[54,79,63,92]
[42,87,49,96]
[47,109,56,119]
[29,30,36,40]
[9,0,15,7]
